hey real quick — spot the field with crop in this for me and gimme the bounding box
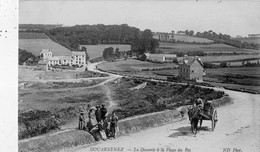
[138,67,260,93]
[19,32,72,56]
[173,34,214,43]
[97,59,177,72]
[158,42,258,54]
[200,54,260,63]
[233,37,260,45]
[80,44,131,59]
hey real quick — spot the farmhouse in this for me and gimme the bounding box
[145,53,177,63]
[178,56,205,82]
[40,49,52,61]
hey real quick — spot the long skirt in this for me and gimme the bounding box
[110,124,119,137]
[78,120,85,130]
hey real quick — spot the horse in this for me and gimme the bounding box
[187,106,202,134]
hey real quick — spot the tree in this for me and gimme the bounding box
[19,49,38,65]
[138,53,147,61]
[188,30,194,36]
[103,47,114,60]
[131,29,159,55]
[185,30,189,36]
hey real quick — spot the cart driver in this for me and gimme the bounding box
[195,98,204,111]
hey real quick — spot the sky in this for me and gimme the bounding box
[19,0,260,37]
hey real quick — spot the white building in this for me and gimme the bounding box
[48,56,60,66]
[72,51,86,66]
[40,49,52,61]
[145,53,177,63]
[39,49,87,67]
[60,56,73,66]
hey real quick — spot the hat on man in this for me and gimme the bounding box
[79,109,85,113]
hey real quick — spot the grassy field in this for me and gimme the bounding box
[200,54,260,63]
[19,32,72,56]
[80,44,131,59]
[97,59,177,72]
[173,35,214,43]
[19,32,49,39]
[159,42,258,54]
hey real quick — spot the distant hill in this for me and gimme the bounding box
[233,37,260,45]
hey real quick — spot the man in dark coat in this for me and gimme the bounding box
[95,105,102,123]
[100,104,107,120]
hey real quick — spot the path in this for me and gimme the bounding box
[71,89,260,152]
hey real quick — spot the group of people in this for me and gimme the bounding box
[78,104,119,140]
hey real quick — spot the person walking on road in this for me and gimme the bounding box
[110,112,119,139]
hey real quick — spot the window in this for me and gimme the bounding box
[76,61,78,64]
[82,55,84,58]
[191,70,194,73]
[82,62,84,64]
[76,55,78,58]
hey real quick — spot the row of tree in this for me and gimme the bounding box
[102,47,132,61]
[194,30,259,50]
[48,24,141,50]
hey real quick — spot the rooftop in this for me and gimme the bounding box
[72,51,85,56]
[38,60,48,65]
[48,56,60,60]
[180,56,204,66]
[40,49,51,54]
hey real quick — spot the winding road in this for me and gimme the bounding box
[71,86,260,152]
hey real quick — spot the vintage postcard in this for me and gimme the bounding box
[15,0,260,152]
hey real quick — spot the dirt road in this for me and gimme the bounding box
[72,89,260,152]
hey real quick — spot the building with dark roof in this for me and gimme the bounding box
[178,56,205,82]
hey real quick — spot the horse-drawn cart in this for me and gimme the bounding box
[188,101,218,134]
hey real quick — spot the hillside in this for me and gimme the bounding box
[158,42,257,55]
[173,34,213,43]
[19,32,72,56]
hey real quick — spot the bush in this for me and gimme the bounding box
[112,79,225,120]
[19,110,60,139]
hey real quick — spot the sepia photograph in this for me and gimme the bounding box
[15,0,260,151]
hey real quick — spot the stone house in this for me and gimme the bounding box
[178,56,205,82]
